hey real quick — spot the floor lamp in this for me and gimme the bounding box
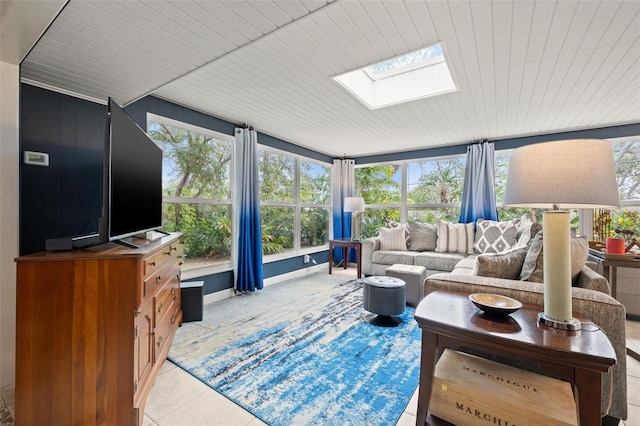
[503,139,619,331]
[344,197,365,241]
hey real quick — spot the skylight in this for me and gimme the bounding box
[332,43,456,110]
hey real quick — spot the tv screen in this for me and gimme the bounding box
[102,98,163,242]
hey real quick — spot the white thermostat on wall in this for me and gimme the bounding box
[23,151,49,166]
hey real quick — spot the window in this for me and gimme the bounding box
[355,156,466,238]
[355,164,401,238]
[259,147,331,257]
[300,161,331,249]
[595,137,640,240]
[332,42,457,109]
[406,157,465,223]
[148,114,233,272]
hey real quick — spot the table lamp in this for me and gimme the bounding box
[504,139,619,330]
[344,197,365,241]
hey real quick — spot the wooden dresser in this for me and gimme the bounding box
[15,232,184,426]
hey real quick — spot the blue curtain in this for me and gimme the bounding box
[331,159,355,263]
[234,127,263,292]
[459,141,498,223]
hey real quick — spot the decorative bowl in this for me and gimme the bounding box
[468,293,523,315]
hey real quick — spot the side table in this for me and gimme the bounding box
[329,238,362,278]
[414,290,616,426]
[602,258,640,362]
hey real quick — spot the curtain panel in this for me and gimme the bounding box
[459,141,498,224]
[233,127,264,292]
[332,159,355,263]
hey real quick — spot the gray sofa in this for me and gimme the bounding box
[362,221,627,421]
[362,235,475,277]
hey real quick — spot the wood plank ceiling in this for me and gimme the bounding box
[18,0,640,157]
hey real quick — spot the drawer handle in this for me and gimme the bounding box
[157,336,163,347]
[170,287,175,296]
[171,247,177,252]
[156,275,162,282]
[164,250,171,256]
[158,302,164,313]
[171,314,176,324]
[150,261,156,267]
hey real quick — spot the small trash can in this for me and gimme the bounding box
[181,280,204,322]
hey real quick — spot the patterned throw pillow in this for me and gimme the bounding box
[473,219,518,254]
[379,226,408,251]
[435,220,475,254]
[473,247,529,279]
[407,222,437,252]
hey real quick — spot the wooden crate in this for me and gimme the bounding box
[430,349,577,426]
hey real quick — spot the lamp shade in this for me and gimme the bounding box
[503,139,619,209]
[344,197,365,212]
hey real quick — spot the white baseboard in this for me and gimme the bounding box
[202,263,327,306]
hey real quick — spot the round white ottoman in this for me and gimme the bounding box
[363,276,406,327]
[385,264,427,307]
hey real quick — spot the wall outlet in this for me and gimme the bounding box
[304,254,310,263]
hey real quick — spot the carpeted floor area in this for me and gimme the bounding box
[168,273,422,426]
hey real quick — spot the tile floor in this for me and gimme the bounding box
[3,265,640,425]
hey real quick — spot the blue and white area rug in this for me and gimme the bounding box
[168,273,422,426]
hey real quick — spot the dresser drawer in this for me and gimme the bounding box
[154,301,181,362]
[154,275,180,327]
[143,258,178,298]
[144,248,172,279]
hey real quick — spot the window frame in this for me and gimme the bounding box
[147,113,235,278]
[258,145,332,262]
[355,153,466,226]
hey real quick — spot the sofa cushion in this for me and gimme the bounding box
[372,250,417,266]
[473,247,529,280]
[407,222,437,251]
[520,232,589,283]
[473,219,518,254]
[435,220,475,254]
[415,251,469,272]
[379,226,408,251]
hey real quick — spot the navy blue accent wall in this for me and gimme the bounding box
[20,84,106,255]
[354,123,640,164]
[263,251,329,278]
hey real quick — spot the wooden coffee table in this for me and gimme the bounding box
[414,290,616,426]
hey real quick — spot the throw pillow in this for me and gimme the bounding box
[473,219,518,254]
[435,220,475,254]
[519,232,589,283]
[384,219,410,246]
[473,246,529,280]
[407,222,437,252]
[379,226,408,251]
[513,216,534,249]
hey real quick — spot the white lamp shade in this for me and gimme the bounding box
[503,139,620,209]
[344,197,365,212]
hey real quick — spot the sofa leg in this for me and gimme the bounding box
[602,415,621,426]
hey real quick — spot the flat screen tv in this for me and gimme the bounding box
[100,98,163,246]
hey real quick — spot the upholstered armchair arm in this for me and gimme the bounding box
[576,265,611,295]
[362,237,380,276]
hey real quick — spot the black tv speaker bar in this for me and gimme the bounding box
[45,233,103,251]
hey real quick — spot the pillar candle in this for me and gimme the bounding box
[606,237,625,254]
